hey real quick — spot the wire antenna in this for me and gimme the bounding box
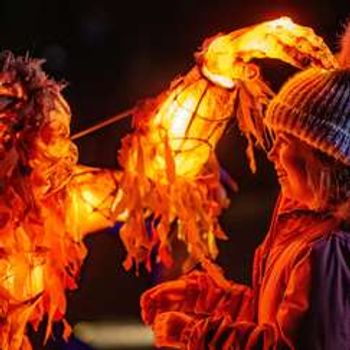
[71,108,135,140]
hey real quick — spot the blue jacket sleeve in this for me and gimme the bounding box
[298,231,350,350]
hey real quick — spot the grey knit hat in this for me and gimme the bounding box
[265,67,350,165]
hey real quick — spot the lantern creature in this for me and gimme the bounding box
[0,52,122,350]
[114,17,337,284]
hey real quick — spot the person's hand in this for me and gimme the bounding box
[151,311,195,349]
[141,271,205,325]
[141,270,253,326]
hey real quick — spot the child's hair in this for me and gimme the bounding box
[305,144,350,220]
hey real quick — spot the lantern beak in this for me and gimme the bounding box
[196,16,338,88]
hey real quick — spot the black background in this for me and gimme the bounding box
[0,0,349,348]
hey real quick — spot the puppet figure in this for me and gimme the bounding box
[0,52,121,350]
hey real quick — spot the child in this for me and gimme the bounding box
[141,26,350,350]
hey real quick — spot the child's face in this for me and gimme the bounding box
[268,132,318,208]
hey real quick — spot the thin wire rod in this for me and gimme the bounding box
[71,108,136,140]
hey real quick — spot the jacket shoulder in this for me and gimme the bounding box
[309,230,350,274]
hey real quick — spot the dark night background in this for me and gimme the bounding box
[0,0,349,349]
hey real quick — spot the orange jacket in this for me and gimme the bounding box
[142,197,350,349]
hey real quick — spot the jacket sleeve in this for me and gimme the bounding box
[178,246,312,350]
[141,270,254,326]
[149,246,312,349]
[176,233,350,350]
[297,233,350,350]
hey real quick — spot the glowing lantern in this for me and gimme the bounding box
[115,16,337,276]
[0,53,124,350]
[199,17,338,89]
[144,67,236,179]
[66,165,122,236]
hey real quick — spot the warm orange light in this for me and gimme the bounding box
[146,68,234,178]
[199,17,338,88]
[1,252,45,301]
[0,17,339,350]
[115,16,338,279]
[66,165,123,236]
[116,66,239,271]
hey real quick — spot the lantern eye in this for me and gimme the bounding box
[0,95,21,112]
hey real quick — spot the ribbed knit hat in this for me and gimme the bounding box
[265,67,350,165]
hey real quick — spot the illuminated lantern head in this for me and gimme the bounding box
[0,52,78,196]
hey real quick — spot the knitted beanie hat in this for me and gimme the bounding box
[264,67,350,165]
